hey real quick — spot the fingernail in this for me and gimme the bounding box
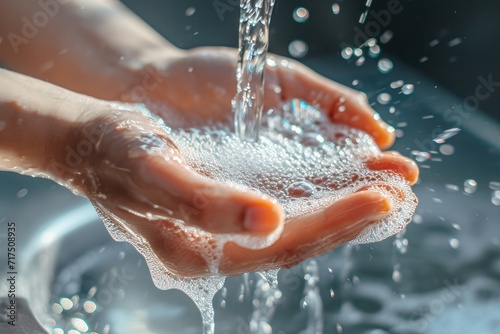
[379,196,392,212]
[364,191,392,214]
[244,206,281,233]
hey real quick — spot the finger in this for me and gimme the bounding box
[220,190,391,274]
[273,58,395,149]
[365,153,419,185]
[145,155,284,235]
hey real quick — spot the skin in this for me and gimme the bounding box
[0,0,418,277]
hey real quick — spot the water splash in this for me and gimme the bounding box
[299,260,324,334]
[250,275,282,333]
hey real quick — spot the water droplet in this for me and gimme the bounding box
[489,181,500,191]
[185,7,196,16]
[288,40,308,58]
[401,84,415,95]
[377,93,391,105]
[448,37,462,47]
[411,150,431,162]
[352,79,359,86]
[389,106,396,113]
[445,184,460,192]
[413,214,423,224]
[341,47,353,59]
[396,122,408,128]
[390,80,404,89]
[366,38,377,47]
[359,10,369,24]
[429,39,440,47]
[369,45,381,57]
[392,269,402,283]
[336,323,343,333]
[293,7,309,23]
[439,144,455,155]
[52,303,63,314]
[16,188,28,198]
[329,3,340,15]
[377,58,393,73]
[464,179,478,194]
[433,128,461,143]
[330,288,335,298]
[394,238,408,254]
[60,298,74,310]
[288,181,316,197]
[380,30,394,44]
[83,301,97,313]
[71,318,89,332]
[449,238,460,249]
[354,48,363,57]
[492,191,500,206]
[419,56,429,63]
[355,56,365,66]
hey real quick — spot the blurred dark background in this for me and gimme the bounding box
[121,0,500,122]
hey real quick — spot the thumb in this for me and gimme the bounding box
[146,155,284,235]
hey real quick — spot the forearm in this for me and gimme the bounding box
[0,0,181,100]
[0,68,90,179]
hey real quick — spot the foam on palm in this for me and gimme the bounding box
[168,99,416,244]
[94,99,417,332]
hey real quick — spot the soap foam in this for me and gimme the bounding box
[93,99,417,333]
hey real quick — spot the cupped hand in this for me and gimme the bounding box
[118,47,396,149]
[70,46,418,276]
[72,102,417,277]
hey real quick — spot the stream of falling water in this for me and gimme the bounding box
[233,0,275,142]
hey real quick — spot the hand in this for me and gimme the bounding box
[118,47,397,149]
[71,103,413,277]
[72,48,418,277]
[0,1,418,277]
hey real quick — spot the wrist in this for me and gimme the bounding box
[0,69,100,188]
[0,0,184,101]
